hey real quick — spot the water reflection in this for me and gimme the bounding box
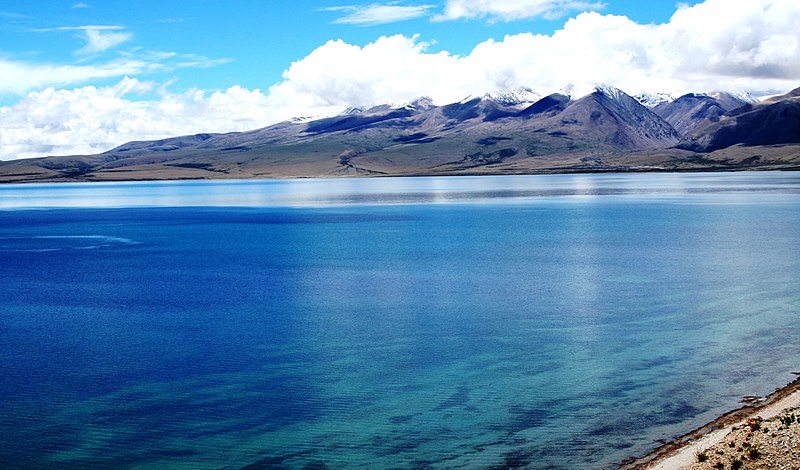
[2,172,799,209]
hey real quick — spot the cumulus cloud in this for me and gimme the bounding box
[434,0,606,21]
[323,3,435,26]
[3,0,800,161]
[0,78,286,160]
[274,0,800,106]
[267,35,465,107]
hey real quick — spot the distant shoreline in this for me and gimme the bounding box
[620,375,800,469]
[1,163,798,185]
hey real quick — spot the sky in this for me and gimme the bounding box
[1,0,799,160]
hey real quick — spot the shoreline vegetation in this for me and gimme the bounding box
[622,376,800,469]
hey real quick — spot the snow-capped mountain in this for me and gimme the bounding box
[338,106,368,116]
[653,91,755,136]
[486,87,541,107]
[5,84,796,183]
[456,87,541,108]
[704,90,757,105]
[554,86,680,149]
[678,86,800,152]
[402,96,436,111]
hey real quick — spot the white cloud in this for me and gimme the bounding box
[1,10,29,20]
[0,49,228,95]
[434,0,606,21]
[78,28,133,54]
[2,0,800,161]
[0,58,151,95]
[267,35,464,107]
[273,0,800,106]
[71,3,91,8]
[0,78,284,160]
[32,25,132,55]
[324,3,435,26]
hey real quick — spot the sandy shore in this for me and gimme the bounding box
[621,376,800,469]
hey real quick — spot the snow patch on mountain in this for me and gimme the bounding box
[589,85,681,145]
[704,90,757,104]
[594,84,628,102]
[339,106,367,116]
[635,92,676,108]
[456,87,541,107]
[487,87,541,107]
[402,96,436,111]
[290,115,320,123]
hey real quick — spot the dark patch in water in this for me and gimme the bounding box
[660,401,701,424]
[587,422,620,437]
[239,451,313,469]
[611,440,635,450]
[487,449,535,470]
[411,461,436,470]
[434,385,470,411]
[149,448,202,458]
[371,433,439,457]
[491,404,557,435]
[389,414,415,424]
[636,355,673,370]
[302,461,330,470]
[0,208,415,229]
[500,406,551,433]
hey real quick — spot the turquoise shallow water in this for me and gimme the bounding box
[1,172,799,469]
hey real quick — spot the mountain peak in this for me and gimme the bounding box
[403,96,435,111]
[7,83,797,183]
[339,106,367,116]
[677,88,800,152]
[593,84,628,101]
[704,90,757,104]
[458,87,541,107]
[653,90,759,136]
[487,87,541,107]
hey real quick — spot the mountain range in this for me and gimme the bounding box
[1,85,799,183]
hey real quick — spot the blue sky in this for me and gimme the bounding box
[1,0,693,96]
[1,0,799,160]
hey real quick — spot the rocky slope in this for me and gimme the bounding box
[677,87,800,152]
[1,86,798,183]
[653,92,754,136]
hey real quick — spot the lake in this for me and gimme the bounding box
[1,172,799,469]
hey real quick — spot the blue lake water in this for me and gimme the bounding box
[1,172,799,469]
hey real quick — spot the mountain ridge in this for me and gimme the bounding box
[1,85,798,183]
[652,92,754,137]
[677,87,800,152]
